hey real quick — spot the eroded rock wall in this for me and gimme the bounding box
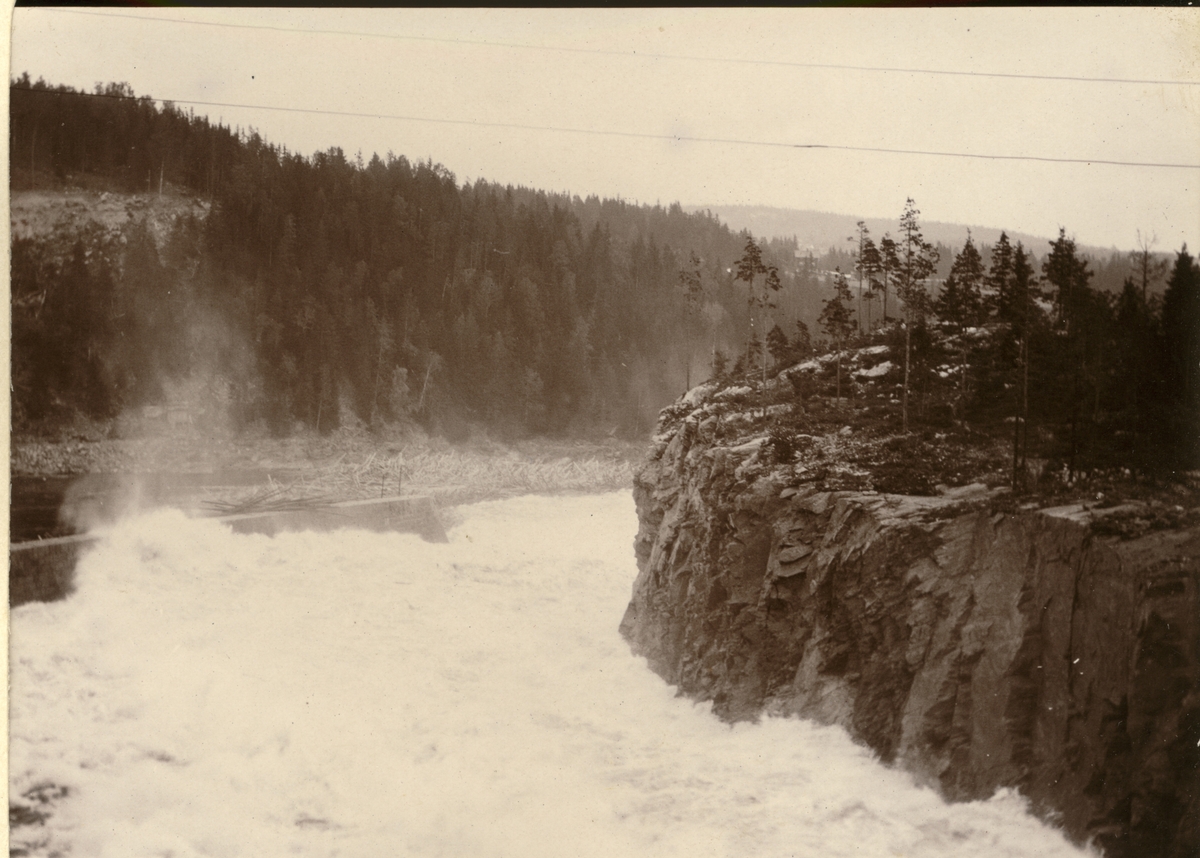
[621,425,1200,857]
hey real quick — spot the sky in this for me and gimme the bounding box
[8,7,1200,251]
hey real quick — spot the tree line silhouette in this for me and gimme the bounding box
[728,203,1199,479]
[11,76,1199,475]
[10,77,771,438]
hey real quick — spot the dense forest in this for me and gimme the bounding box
[11,75,775,438]
[793,210,1200,478]
[10,76,1199,474]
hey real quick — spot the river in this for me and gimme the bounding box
[9,491,1093,858]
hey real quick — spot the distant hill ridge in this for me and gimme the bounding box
[687,204,1118,257]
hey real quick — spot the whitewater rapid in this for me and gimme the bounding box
[10,491,1093,858]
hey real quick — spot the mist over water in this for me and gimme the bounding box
[10,492,1092,858]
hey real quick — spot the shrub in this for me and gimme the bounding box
[764,425,799,464]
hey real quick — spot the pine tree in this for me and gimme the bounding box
[875,235,900,322]
[859,237,882,331]
[895,199,939,432]
[851,221,872,334]
[734,235,782,409]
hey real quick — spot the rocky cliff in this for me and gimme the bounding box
[621,414,1200,857]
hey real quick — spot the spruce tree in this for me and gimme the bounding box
[1161,245,1200,467]
[935,233,986,412]
[1042,228,1098,476]
[766,323,792,372]
[935,233,985,331]
[677,251,705,390]
[819,269,857,406]
[986,231,1015,322]
[1009,243,1042,486]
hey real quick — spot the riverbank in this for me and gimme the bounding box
[10,425,642,537]
[10,493,1091,858]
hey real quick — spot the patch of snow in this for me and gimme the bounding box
[681,383,716,407]
[854,361,893,378]
[729,435,769,454]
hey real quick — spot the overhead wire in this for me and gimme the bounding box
[33,7,1200,88]
[13,85,1200,171]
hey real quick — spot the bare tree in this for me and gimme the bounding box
[1130,229,1169,305]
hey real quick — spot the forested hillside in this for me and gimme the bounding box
[11,76,1199,476]
[10,77,807,439]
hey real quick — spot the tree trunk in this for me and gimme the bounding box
[684,323,692,392]
[1012,333,1023,490]
[1021,335,1030,473]
[960,343,968,414]
[761,320,769,419]
[836,347,842,405]
[902,323,911,432]
[857,280,863,335]
[1012,411,1021,490]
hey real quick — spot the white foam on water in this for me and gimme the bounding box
[10,492,1094,858]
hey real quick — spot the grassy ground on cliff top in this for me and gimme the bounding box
[657,336,1200,535]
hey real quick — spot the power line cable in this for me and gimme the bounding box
[13,84,1200,171]
[35,7,1200,88]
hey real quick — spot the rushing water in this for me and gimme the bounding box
[10,492,1092,858]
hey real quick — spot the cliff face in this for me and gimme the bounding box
[620,422,1200,857]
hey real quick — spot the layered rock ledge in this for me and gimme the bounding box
[620,415,1200,858]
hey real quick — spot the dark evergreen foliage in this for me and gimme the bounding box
[11,77,1198,476]
[10,78,777,438]
[818,270,856,404]
[1160,246,1200,468]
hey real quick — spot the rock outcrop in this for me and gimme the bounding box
[621,419,1200,857]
